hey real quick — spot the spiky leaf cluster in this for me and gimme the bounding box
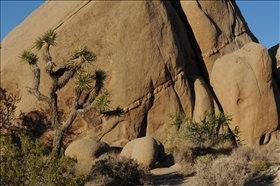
[71,45,96,63]
[34,29,57,50]
[75,71,94,93]
[95,89,110,112]
[19,50,38,65]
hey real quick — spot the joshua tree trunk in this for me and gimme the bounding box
[52,125,63,152]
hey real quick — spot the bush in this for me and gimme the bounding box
[249,159,268,174]
[191,155,250,186]
[0,135,86,186]
[168,111,236,150]
[87,155,151,186]
[190,146,271,186]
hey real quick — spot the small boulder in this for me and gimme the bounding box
[65,139,110,173]
[120,136,164,168]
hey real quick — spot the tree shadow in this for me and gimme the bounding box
[245,170,278,186]
[19,110,51,138]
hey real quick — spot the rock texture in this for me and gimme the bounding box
[1,0,279,147]
[171,1,258,81]
[120,136,163,168]
[189,76,221,121]
[211,42,278,146]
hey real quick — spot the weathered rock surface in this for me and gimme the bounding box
[1,0,279,147]
[65,139,110,173]
[120,136,163,168]
[172,1,258,81]
[211,42,279,146]
[189,76,221,121]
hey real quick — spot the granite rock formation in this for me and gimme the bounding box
[1,0,279,147]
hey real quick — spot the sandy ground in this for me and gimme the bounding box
[151,151,280,186]
[151,165,280,186]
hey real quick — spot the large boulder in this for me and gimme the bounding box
[65,139,110,173]
[211,42,279,146]
[171,0,258,81]
[120,136,164,169]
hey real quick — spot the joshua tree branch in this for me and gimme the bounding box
[77,104,99,114]
[84,89,97,108]
[62,110,78,131]
[31,64,41,90]
[62,90,81,131]
[26,87,50,103]
[57,69,76,90]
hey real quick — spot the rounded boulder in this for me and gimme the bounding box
[65,139,110,173]
[120,136,164,168]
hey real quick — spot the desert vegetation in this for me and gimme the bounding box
[0,88,21,134]
[0,134,151,186]
[19,29,122,153]
[165,111,279,185]
[1,85,279,185]
[87,155,151,186]
[0,134,86,186]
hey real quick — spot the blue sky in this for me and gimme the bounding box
[0,1,279,49]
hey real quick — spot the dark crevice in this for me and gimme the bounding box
[138,113,148,138]
[142,81,156,137]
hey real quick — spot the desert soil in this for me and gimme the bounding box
[151,150,280,186]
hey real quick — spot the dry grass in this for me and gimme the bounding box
[86,155,151,186]
[191,155,250,186]
[168,137,235,177]
[188,146,276,186]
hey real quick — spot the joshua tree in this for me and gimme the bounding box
[19,29,120,152]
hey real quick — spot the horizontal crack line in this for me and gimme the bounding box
[123,71,185,112]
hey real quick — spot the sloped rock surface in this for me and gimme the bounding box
[2,1,201,146]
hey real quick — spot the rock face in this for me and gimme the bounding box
[65,139,110,173]
[1,1,279,147]
[120,136,164,168]
[171,1,258,81]
[211,42,278,146]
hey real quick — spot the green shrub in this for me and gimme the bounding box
[0,135,86,186]
[87,155,151,186]
[249,159,268,174]
[166,111,238,178]
[168,111,236,150]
